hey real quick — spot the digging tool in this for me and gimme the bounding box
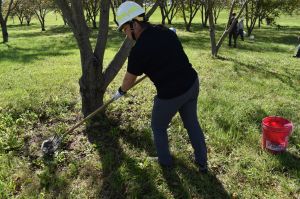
[41,75,147,156]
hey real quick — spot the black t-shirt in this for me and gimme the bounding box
[127,25,197,99]
[230,17,238,33]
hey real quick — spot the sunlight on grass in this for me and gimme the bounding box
[0,10,299,199]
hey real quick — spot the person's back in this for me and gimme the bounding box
[128,25,197,99]
[229,13,238,47]
[229,16,238,33]
[237,20,243,31]
[237,19,244,41]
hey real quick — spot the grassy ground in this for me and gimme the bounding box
[0,10,299,198]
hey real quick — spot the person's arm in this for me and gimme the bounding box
[120,72,138,92]
[112,72,138,100]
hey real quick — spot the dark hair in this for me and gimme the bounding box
[135,20,151,29]
[232,13,236,16]
[133,13,151,29]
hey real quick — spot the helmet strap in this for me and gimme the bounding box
[129,21,136,41]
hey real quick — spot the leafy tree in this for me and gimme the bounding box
[199,0,208,27]
[33,0,54,31]
[55,0,159,118]
[159,0,179,25]
[10,0,34,25]
[110,0,121,26]
[83,0,100,29]
[208,0,248,56]
[0,0,15,43]
[212,0,228,24]
[10,0,25,25]
[245,0,300,36]
[180,0,201,31]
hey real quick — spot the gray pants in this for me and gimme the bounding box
[151,78,207,167]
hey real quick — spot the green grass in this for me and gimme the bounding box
[0,10,299,198]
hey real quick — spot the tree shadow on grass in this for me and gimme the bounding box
[0,37,76,63]
[86,115,230,198]
[86,124,165,198]
[217,55,300,92]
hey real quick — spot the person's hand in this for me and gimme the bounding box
[112,87,126,101]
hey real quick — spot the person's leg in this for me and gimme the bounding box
[233,33,237,47]
[151,97,178,166]
[296,45,300,57]
[229,32,232,46]
[178,80,207,168]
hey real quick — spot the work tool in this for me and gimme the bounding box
[41,75,147,156]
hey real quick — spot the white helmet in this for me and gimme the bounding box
[116,1,145,30]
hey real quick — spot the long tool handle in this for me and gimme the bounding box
[65,75,147,134]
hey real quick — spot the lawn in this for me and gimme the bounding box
[0,9,299,198]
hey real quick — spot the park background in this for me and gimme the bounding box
[0,0,299,198]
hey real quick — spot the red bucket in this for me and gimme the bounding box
[262,116,293,154]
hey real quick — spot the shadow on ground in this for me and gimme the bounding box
[84,115,230,198]
[275,151,300,178]
[217,55,300,92]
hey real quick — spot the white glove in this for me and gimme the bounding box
[112,87,126,101]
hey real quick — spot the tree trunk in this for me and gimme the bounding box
[92,19,97,29]
[201,5,204,26]
[0,0,13,43]
[208,0,248,57]
[110,0,118,26]
[167,18,171,25]
[56,0,159,118]
[186,23,191,32]
[208,1,216,56]
[160,5,166,25]
[41,20,45,31]
[0,16,8,43]
[18,16,24,25]
[204,12,208,27]
[79,55,104,117]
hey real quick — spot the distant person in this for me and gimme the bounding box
[237,18,244,41]
[293,36,300,58]
[229,13,238,48]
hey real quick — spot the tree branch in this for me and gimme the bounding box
[94,0,110,67]
[217,0,248,50]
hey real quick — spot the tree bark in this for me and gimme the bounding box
[110,0,118,26]
[208,0,216,56]
[56,0,160,117]
[35,9,47,31]
[0,18,8,43]
[0,0,14,43]
[160,5,166,24]
[208,0,248,57]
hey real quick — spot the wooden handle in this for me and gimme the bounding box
[65,75,147,134]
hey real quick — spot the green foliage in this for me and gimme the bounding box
[0,11,299,199]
